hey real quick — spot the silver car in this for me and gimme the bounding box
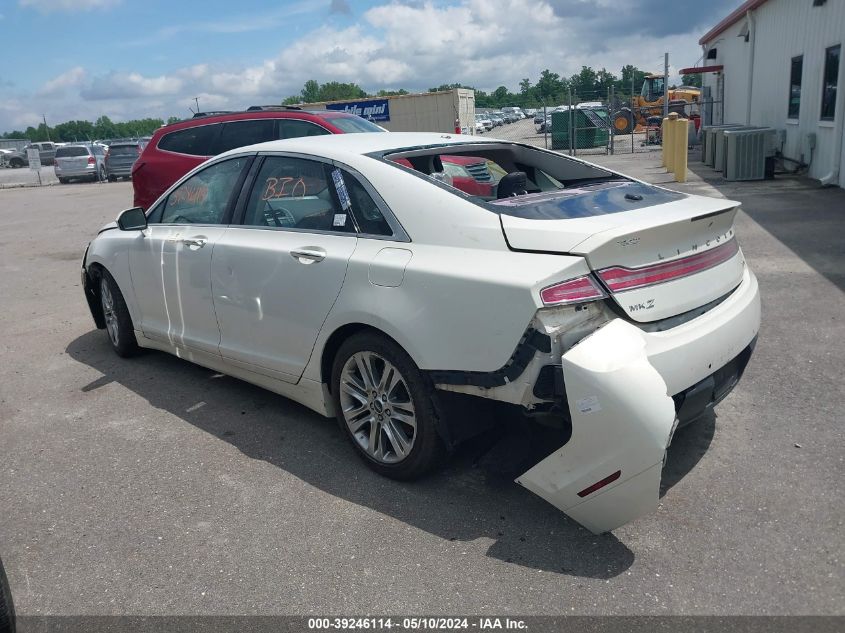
[54,144,107,183]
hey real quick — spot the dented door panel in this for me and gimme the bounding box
[516,319,677,534]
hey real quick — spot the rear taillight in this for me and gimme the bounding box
[87,156,95,165]
[540,275,606,306]
[577,470,622,498]
[598,239,740,293]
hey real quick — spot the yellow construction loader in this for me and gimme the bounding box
[611,75,700,134]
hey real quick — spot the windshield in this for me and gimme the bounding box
[323,116,386,133]
[56,146,89,158]
[108,145,140,156]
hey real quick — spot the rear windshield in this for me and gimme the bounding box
[379,142,685,219]
[108,145,140,156]
[323,116,386,133]
[56,146,89,158]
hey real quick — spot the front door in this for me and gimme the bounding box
[128,156,252,354]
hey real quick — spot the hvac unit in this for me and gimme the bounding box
[701,124,744,166]
[713,125,760,171]
[724,128,777,181]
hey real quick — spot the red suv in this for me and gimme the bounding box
[131,106,386,210]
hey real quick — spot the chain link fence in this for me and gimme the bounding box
[479,92,723,158]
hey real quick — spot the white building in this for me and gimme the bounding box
[697,0,844,187]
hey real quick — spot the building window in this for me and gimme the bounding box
[821,45,840,120]
[788,56,803,119]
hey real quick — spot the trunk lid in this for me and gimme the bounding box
[498,181,744,322]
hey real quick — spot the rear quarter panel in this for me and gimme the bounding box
[305,238,591,378]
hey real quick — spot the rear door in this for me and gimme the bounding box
[211,154,358,382]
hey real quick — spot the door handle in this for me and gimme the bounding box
[290,247,326,264]
[180,237,207,250]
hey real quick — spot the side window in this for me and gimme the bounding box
[213,119,275,154]
[242,156,354,234]
[277,119,331,139]
[788,55,803,119]
[342,172,392,236]
[158,157,249,225]
[158,124,218,156]
[821,44,841,121]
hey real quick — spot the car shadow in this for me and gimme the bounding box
[65,331,713,578]
[660,412,716,498]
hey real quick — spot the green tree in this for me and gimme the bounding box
[300,79,320,103]
[682,73,702,88]
[316,81,367,101]
[93,115,118,139]
[535,69,563,104]
[490,85,511,106]
[619,65,648,97]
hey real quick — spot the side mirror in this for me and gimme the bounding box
[117,207,147,231]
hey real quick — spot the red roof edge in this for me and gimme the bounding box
[680,65,724,75]
[699,0,770,45]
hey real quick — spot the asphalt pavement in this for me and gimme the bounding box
[0,158,842,617]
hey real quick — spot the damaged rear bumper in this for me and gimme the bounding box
[516,268,760,533]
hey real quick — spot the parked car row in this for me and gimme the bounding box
[1,141,59,168]
[1,137,151,177]
[474,107,528,134]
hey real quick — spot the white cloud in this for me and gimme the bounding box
[19,0,120,13]
[37,67,87,97]
[2,0,711,131]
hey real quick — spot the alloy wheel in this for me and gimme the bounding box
[339,351,417,464]
[100,277,119,346]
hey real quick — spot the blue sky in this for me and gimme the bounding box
[0,0,735,132]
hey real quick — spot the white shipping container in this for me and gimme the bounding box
[302,89,477,135]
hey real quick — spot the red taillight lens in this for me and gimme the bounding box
[598,239,739,293]
[577,470,622,498]
[87,156,96,165]
[540,275,606,306]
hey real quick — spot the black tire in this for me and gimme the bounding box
[97,165,106,182]
[98,269,139,357]
[612,109,634,134]
[108,174,117,182]
[331,332,445,480]
[0,556,16,633]
[8,158,23,169]
[58,177,69,184]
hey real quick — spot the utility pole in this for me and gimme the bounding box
[193,97,200,114]
[43,115,51,141]
[663,52,670,120]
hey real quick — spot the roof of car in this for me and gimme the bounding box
[219,132,496,163]
[160,108,364,131]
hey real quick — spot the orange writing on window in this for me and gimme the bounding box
[261,176,307,201]
[170,184,208,206]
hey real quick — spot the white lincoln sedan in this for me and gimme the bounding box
[82,132,760,533]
